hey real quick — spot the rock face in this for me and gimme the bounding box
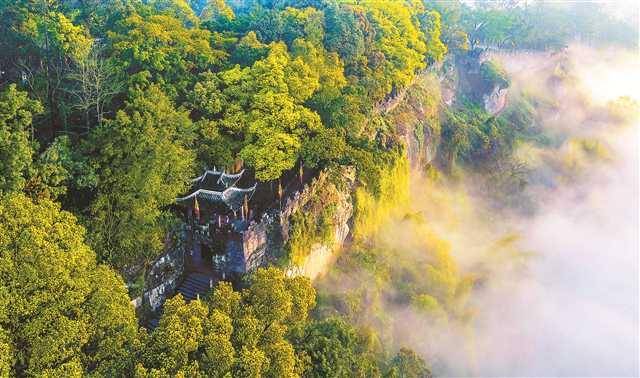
[278,167,355,280]
[277,74,446,280]
[388,73,442,168]
[484,85,508,115]
[453,48,511,116]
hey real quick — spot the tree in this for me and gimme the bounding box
[243,267,294,327]
[301,127,347,168]
[231,31,269,66]
[107,11,221,98]
[136,268,317,376]
[65,44,124,129]
[199,0,235,22]
[189,41,325,181]
[349,0,428,98]
[421,10,447,64]
[0,85,43,195]
[7,3,93,131]
[0,193,139,376]
[291,316,378,378]
[151,0,201,27]
[386,348,432,378]
[200,309,236,376]
[233,346,268,377]
[238,43,324,181]
[0,85,95,201]
[209,280,242,317]
[439,108,471,172]
[86,83,195,271]
[27,135,96,201]
[285,275,316,326]
[460,5,519,50]
[138,295,208,376]
[323,3,366,67]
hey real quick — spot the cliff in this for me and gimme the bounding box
[277,71,445,279]
[451,49,510,116]
[278,167,355,279]
[386,73,442,168]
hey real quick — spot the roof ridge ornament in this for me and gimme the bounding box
[190,167,223,183]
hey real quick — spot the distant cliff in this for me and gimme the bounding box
[387,73,442,169]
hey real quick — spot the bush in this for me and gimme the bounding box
[480,60,510,89]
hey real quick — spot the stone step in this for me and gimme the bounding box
[181,278,210,292]
[145,273,216,330]
[177,288,196,301]
[175,273,215,302]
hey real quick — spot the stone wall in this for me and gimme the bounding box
[139,228,186,311]
[144,275,181,311]
[239,213,273,272]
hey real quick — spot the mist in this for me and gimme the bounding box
[469,45,639,376]
[318,44,639,376]
[473,129,638,376]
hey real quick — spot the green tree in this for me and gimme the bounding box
[200,309,236,376]
[291,317,378,378]
[137,268,317,376]
[386,348,431,378]
[0,1,93,131]
[27,135,96,201]
[349,0,428,98]
[199,0,236,22]
[301,127,348,169]
[0,193,139,376]
[243,267,294,327]
[108,11,221,98]
[423,0,468,54]
[151,0,201,27]
[421,10,447,64]
[138,295,208,376]
[323,3,366,67]
[232,31,270,66]
[189,41,324,181]
[86,83,194,271]
[0,85,43,195]
[233,346,268,377]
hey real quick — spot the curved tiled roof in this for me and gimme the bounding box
[190,168,244,190]
[177,184,257,212]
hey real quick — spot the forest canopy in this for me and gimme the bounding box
[0,0,636,376]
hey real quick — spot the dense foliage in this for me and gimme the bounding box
[0,204,425,377]
[0,0,635,376]
[0,0,454,273]
[0,194,139,376]
[1,0,631,272]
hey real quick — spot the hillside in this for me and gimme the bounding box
[0,1,638,377]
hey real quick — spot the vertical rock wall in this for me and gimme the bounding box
[278,167,356,279]
[387,73,442,168]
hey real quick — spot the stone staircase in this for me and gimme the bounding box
[146,273,215,329]
[175,273,215,301]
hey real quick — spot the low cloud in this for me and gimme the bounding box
[320,44,639,377]
[462,45,639,376]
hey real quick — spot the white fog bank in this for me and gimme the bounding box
[470,45,639,377]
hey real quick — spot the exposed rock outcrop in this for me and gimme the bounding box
[279,167,355,280]
[387,73,442,168]
[484,85,508,115]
